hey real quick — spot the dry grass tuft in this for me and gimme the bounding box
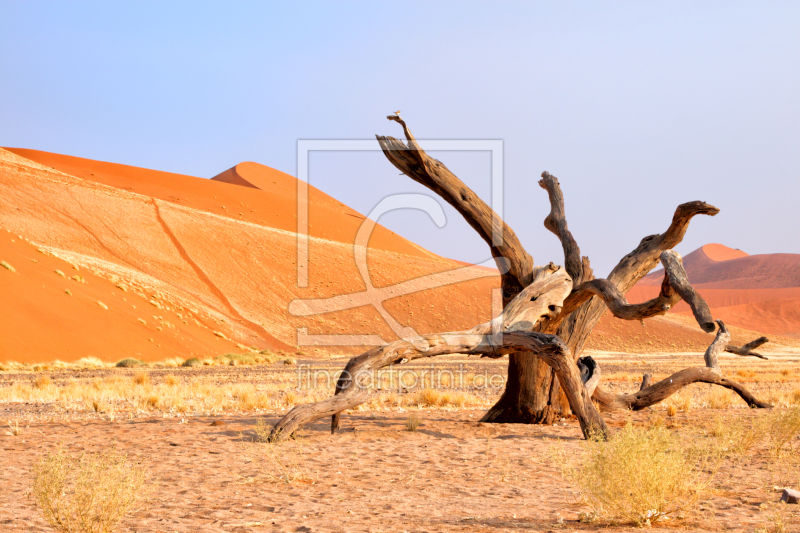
[791,388,800,406]
[703,387,735,409]
[181,357,202,368]
[6,419,23,436]
[132,372,150,386]
[34,375,53,389]
[31,446,150,533]
[405,413,421,432]
[556,424,716,527]
[706,414,766,456]
[242,420,312,485]
[765,406,800,456]
[115,358,145,368]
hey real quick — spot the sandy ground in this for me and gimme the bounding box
[1,409,798,533]
[2,352,800,533]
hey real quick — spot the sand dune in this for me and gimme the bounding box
[640,243,800,289]
[1,148,795,363]
[0,148,498,362]
[631,243,800,339]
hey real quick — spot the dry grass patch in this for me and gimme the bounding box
[31,446,150,533]
[766,406,800,456]
[240,420,314,485]
[555,423,718,527]
[405,413,421,432]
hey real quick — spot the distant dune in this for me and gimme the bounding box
[629,243,800,339]
[639,243,800,289]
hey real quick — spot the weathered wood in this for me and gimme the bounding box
[578,356,601,398]
[704,320,731,373]
[270,269,610,441]
[377,116,534,297]
[538,172,589,284]
[270,332,607,442]
[592,318,770,411]
[727,336,769,359]
[639,374,652,390]
[660,251,716,333]
[592,367,771,411]
[468,264,569,336]
[565,201,721,358]
[367,116,771,429]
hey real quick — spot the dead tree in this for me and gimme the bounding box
[268,116,771,442]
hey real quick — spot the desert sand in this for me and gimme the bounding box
[2,352,800,532]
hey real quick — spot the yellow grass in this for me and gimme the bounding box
[31,446,150,533]
[555,423,718,527]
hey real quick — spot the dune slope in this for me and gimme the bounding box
[0,148,498,362]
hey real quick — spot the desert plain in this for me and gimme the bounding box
[2,147,800,532]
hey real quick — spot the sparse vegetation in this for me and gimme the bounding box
[6,419,23,436]
[555,423,718,526]
[405,413,421,432]
[1,260,15,272]
[243,420,312,485]
[765,405,800,456]
[181,357,202,367]
[31,446,149,533]
[115,358,145,368]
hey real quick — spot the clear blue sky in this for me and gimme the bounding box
[2,1,798,275]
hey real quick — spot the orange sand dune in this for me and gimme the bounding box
[0,148,498,363]
[640,243,800,289]
[4,148,430,259]
[2,147,794,362]
[700,243,749,262]
[631,242,800,339]
[710,299,800,339]
[0,234,241,361]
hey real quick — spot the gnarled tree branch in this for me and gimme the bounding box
[270,269,610,441]
[592,318,771,411]
[538,172,591,284]
[727,336,769,360]
[377,116,534,298]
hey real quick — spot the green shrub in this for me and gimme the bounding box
[181,357,202,368]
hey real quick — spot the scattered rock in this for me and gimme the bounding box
[781,488,800,504]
